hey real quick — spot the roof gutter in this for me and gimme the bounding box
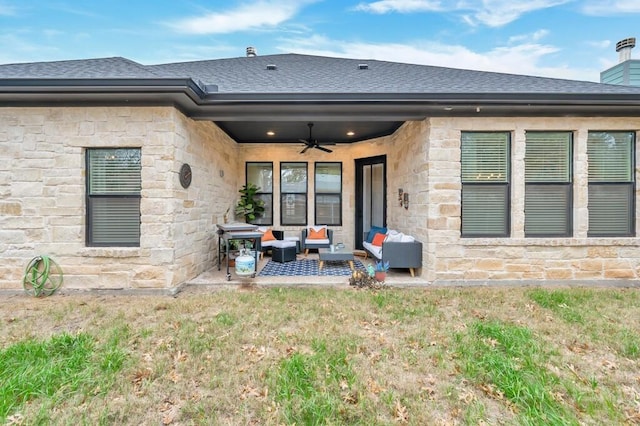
[1,78,640,119]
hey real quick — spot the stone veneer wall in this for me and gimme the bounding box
[0,107,237,290]
[3,108,640,289]
[426,116,640,284]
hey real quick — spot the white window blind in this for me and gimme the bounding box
[525,132,571,182]
[87,148,141,246]
[587,131,635,237]
[525,185,571,236]
[462,185,509,236]
[588,132,633,182]
[588,185,633,235]
[461,132,509,183]
[524,132,572,237]
[89,149,141,194]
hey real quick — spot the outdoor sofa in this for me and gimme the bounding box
[362,228,422,277]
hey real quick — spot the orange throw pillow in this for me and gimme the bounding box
[308,228,326,239]
[261,229,276,241]
[371,232,386,247]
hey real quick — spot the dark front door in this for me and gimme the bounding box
[355,155,387,250]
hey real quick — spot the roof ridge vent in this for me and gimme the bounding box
[358,63,369,70]
[266,64,277,70]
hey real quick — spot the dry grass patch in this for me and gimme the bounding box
[0,286,639,425]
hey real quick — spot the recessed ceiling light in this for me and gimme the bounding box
[346,131,355,136]
[443,106,453,111]
[266,131,275,136]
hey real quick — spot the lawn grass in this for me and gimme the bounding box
[0,286,639,424]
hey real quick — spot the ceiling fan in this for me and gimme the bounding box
[299,122,335,153]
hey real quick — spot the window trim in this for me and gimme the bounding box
[314,162,342,226]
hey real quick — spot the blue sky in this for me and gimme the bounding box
[1,0,639,82]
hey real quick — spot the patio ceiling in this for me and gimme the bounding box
[216,121,403,144]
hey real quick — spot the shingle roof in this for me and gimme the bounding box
[148,53,640,95]
[3,53,640,95]
[3,53,640,143]
[0,57,161,79]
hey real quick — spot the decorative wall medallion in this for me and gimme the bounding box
[179,163,192,188]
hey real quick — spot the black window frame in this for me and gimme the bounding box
[280,161,308,226]
[524,131,573,238]
[587,131,636,237]
[245,162,273,226]
[86,147,141,247]
[461,131,511,238]
[314,162,342,226]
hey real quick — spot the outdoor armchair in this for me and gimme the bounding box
[300,227,333,256]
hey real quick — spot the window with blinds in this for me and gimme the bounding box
[86,148,141,246]
[587,131,635,237]
[246,162,273,225]
[524,132,573,237]
[461,132,510,237]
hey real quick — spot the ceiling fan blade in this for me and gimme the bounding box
[300,145,310,154]
[315,145,333,153]
[299,139,308,144]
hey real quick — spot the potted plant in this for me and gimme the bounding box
[235,183,265,223]
[374,260,390,282]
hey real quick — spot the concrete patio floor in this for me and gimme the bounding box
[184,251,426,290]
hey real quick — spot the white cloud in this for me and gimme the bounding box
[462,0,572,27]
[508,29,549,44]
[354,0,572,27]
[168,0,311,34]
[353,0,444,14]
[277,34,602,81]
[580,0,640,15]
